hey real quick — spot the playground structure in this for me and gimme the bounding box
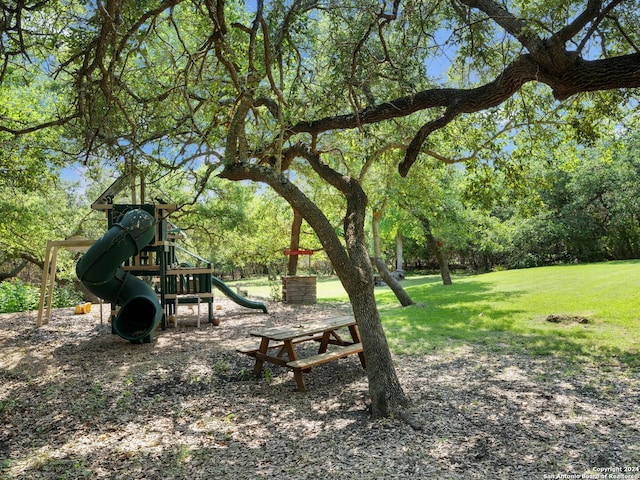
[71,170,267,343]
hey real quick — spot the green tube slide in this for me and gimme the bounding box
[76,209,162,344]
[210,275,268,314]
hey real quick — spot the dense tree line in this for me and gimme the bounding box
[386,131,640,273]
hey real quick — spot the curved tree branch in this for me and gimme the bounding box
[285,0,639,178]
[291,50,640,177]
[574,0,625,53]
[0,259,28,282]
[458,0,546,56]
[401,107,461,177]
[557,0,605,44]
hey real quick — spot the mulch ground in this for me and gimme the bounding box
[1,297,639,479]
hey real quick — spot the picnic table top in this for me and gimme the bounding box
[249,315,356,341]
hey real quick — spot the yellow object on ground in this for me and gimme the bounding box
[74,303,92,314]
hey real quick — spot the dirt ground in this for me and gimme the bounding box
[1,296,639,479]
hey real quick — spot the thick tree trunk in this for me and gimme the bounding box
[287,209,303,275]
[220,160,412,419]
[420,217,452,285]
[344,204,411,418]
[372,208,414,306]
[342,253,410,418]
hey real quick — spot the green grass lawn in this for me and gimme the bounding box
[377,261,640,366]
[227,261,640,366]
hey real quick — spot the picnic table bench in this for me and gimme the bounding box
[237,315,366,391]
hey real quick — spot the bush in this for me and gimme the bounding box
[0,279,38,313]
[51,284,84,309]
[0,279,83,313]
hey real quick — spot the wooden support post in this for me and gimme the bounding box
[37,238,94,327]
[37,241,53,327]
[44,246,59,325]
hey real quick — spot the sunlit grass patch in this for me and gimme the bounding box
[376,262,640,366]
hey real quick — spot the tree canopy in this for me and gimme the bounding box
[2,1,638,171]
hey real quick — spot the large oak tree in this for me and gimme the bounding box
[1,0,638,419]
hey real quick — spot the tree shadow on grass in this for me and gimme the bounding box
[381,279,525,344]
[605,259,640,265]
[380,277,639,368]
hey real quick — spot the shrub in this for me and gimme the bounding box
[0,279,39,313]
[51,284,84,309]
[0,279,83,313]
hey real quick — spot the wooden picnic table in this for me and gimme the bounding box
[237,315,366,391]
